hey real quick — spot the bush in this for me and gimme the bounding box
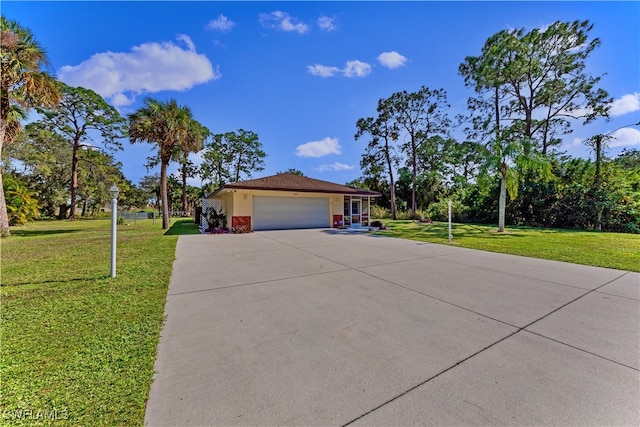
[396,209,427,221]
[3,175,41,225]
[203,207,226,229]
[425,200,468,222]
[370,205,391,219]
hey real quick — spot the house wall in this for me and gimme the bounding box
[222,192,234,227]
[212,190,348,230]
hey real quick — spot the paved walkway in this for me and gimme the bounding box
[144,230,639,426]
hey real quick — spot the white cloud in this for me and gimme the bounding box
[207,14,235,32]
[57,35,219,106]
[563,106,591,119]
[609,127,640,148]
[344,60,372,78]
[564,127,640,150]
[176,34,195,51]
[259,11,309,34]
[565,93,640,119]
[307,64,340,78]
[295,137,341,157]
[315,162,355,172]
[377,51,407,69]
[610,93,640,117]
[110,93,135,107]
[317,16,337,32]
[308,59,372,78]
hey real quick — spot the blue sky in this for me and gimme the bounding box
[5,1,640,187]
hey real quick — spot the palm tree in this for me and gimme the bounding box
[128,98,196,229]
[0,17,60,236]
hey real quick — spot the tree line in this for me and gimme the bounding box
[1,17,267,234]
[2,17,638,235]
[352,20,639,233]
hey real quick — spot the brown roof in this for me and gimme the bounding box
[210,173,381,197]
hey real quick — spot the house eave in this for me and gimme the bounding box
[208,185,381,199]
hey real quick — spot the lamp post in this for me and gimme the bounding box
[448,200,453,243]
[110,184,119,278]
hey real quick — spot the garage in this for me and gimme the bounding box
[253,196,330,230]
[204,173,381,232]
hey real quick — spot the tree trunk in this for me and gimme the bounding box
[411,136,417,215]
[494,86,506,233]
[0,97,10,237]
[69,143,79,219]
[498,165,507,233]
[594,136,602,232]
[385,146,397,220]
[58,204,69,219]
[0,171,9,237]
[181,163,188,216]
[160,160,170,229]
[389,175,397,221]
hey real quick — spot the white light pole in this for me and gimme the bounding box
[110,184,119,278]
[448,200,453,243]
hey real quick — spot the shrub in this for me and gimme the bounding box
[3,175,41,225]
[396,209,427,221]
[370,205,391,219]
[204,207,226,229]
[425,200,468,222]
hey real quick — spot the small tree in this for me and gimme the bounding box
[201,129,266,187]
[356,97,400,219]
[36,82,127,219]
[388,86,451,215]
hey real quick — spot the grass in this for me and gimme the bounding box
[374,220,640,272]
[1,218,199,426]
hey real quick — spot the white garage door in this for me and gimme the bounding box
[253,196,330,230]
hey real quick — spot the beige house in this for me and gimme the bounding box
[205,173,381,232]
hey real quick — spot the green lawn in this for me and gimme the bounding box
[374,220,640,272]
[1,218,199,426]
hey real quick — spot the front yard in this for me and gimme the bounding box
[374,220,640,272]
[1,219,196,425]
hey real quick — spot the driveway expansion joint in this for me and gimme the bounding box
[523,330,639,371]
[341,269,632,425]
[431,252,627,292]
[166,267,352,297]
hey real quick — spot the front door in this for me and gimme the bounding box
[351,199,361,228]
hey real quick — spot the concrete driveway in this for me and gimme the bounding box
[144,229,639,426]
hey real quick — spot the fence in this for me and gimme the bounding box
[118,211,156,224]
[200,199,224,229]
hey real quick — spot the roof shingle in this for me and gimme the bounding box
[211,173,381,197]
